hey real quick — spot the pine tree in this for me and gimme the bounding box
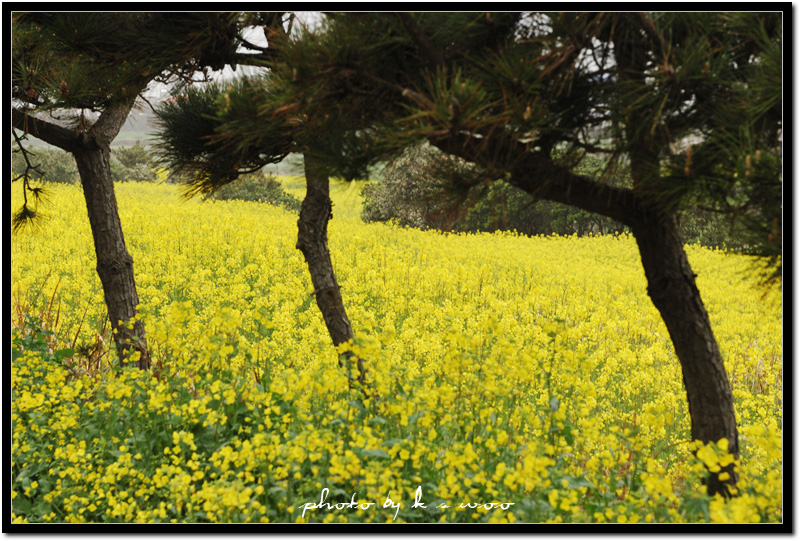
[151,18,366,384]
[247,11,782,496]
[11,12,284,368]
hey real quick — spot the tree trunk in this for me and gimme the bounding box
[613,20,738,496]
[432,132,741,495]
[74,148,150,370]
[296,152,365,383]
[14,100,151,370]
[632,215,738,497]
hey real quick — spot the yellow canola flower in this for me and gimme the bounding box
[11,181,782,524]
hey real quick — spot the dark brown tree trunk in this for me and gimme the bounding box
[296,152,365,383]
[13,100,151,370]
[74,148,150,370]
[615,17,738,497]
[632,215,738,497]
[432,132,742,496]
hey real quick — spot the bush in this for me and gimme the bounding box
[676,207,743,249]
[111,141,157,182]
[113,140,155,170]
[208,171,302,213]
[361,144,628,237]
[12,144,79,184]
[12,140,159,184]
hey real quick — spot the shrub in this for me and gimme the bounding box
[12,144,79,184]
[113,140,155,170]
[208,171,302,213]
[111,141,158,182]
[676,207,744,249]
[361,143,480,231]
[361,143,628,237]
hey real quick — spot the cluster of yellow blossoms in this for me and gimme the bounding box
[11,180,781,522]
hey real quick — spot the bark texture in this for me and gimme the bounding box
[296,152,365,383]
[427,134,740,496]
[13,102,150,369]
[74,148,150,370]
[632,216,739,497]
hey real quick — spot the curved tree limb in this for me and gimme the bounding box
[12,107,83,153]
[427,130,647,228]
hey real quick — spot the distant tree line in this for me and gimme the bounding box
[11,140,157,183]
[11,140,301,212]
[12,138,752,248]
[362,143,755,248]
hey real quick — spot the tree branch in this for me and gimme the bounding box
[12,107,83,152]
[91,99,136,145]
[285,12,295,37]
[239,37,269,52]
[12,129,45,182]
[509,152,646,228]
[395,13,444,66]
[13,94,137,152]
[636,12,666,54]
[427,130,646,227]
[566,137,616,155]
[229,51,274,66]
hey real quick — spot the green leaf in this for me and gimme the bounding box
[381,438,404,448]
[562,424,574,446]
[361,448,391,459]
[566,475,594,490]
[680,497,710,521]
[55,348,74,361]
[348,400,365,411]
[13,496,32,516]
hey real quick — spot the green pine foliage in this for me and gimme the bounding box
[268,12,781,283]
[153,78,295,198]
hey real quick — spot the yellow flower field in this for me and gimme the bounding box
[11,180,782,523]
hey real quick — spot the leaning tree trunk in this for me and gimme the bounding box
[432,129,742,496]
[74,148,150,370]
[632,215,738,497]
[296,152,365,384]
[13,100,150,370]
